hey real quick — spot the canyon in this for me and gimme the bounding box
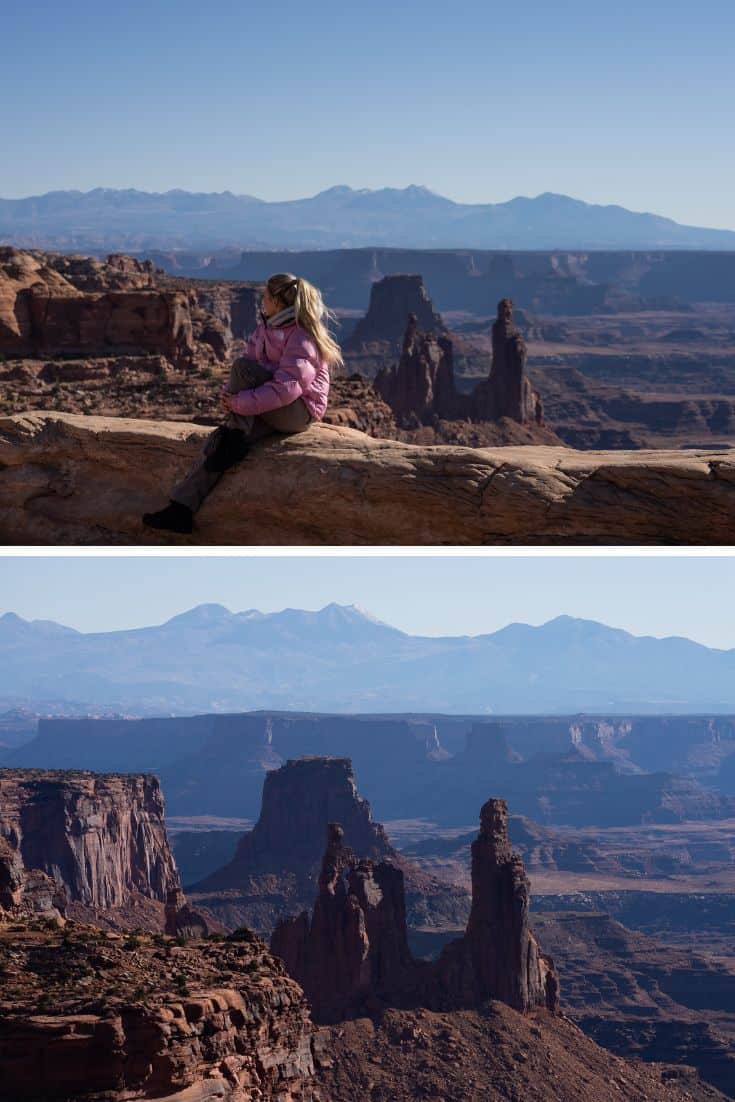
[2,247,735,470]
[6,707,735,828]
[1,759,732,1100]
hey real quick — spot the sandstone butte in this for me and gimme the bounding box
[2,410,735,545]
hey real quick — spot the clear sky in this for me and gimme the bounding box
[1,555,733,649]
[3,0,734,229]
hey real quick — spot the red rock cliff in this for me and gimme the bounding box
[0,769,181,918]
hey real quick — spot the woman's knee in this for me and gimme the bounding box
[229,357,270,392]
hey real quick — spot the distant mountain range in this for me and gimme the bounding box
[2,185,735,252]
[2,604,735,715]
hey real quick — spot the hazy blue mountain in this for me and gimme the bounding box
[2,185,735,251]
[1,606,735,716]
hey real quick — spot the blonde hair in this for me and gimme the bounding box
[267,273,344,369]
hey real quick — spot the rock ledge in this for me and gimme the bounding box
[2,411,735,544]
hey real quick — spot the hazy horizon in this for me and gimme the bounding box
[4,0,734,230]
[1,556,734,649]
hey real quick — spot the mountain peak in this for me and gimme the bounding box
[163,603,232,627]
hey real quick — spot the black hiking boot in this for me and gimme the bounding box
[204,426,251,473]
[142,500,193,535]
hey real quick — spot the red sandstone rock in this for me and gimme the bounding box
[271,798,559,1023]
[473,297,539,423]
[376,298,544,433]
[374,314,462,425]
[0,922,319,1101]
[0,835,66,923]
[436,798,559,1013]
[0,769,180,925]
[0,249,195,367]
[271,823,414,1023]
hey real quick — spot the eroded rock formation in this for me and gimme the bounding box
[271,799,559,1023]
[271,823,413,1023]
[376,299,544,430]
[0,769,180,925]
[345,274,447,356]
[3,411,735,545]
[0,922,319,1101]
[474,298,540,423]
[0,248,195,366]
[0,835,66,923]
[192,756,468,936]
[436,799,559,1013]
[374,315,461,425]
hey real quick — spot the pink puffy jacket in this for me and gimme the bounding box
[228,321,330,420]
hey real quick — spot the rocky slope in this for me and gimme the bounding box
[191,757,469,936]
[317,1004,726,1102]
[3,411,735,545]
[0,768,181,928]
[0,921,319,1101]
[533,912,735,1097]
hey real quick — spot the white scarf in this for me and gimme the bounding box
[265,305,296,328]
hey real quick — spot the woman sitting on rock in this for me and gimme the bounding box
[143,272,342,534]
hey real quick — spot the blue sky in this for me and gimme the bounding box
[0,556,733,648]
[3,0,734,228]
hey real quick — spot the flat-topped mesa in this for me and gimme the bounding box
[441,798,559,1012]
[192,755,469,938]
[0,768,181,927]
[199,757,394,892]
[345,274,448,353]
[374,314,462,425]
[271,822,412,1023]
[474,298,541,424]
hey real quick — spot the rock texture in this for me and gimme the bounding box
[0,769,180,925]
[192,757,468,937]
[0,835,66,923]
[3,411,735,544]
[436,800,559,1013]
[0,922,319,1101]
[375,315,461,425]
[317,1004,725,1102]
[0,248,195,366]
[271,799,558,1023]
[271,823,414,1023]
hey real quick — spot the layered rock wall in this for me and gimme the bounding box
[0,923,319,1101]
[0,768,180,909]
[0,248,195,365]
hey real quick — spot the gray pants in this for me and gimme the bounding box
[172,358,312,513]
